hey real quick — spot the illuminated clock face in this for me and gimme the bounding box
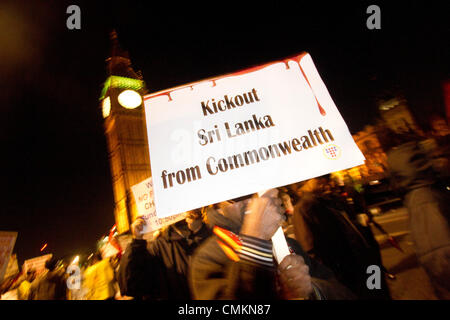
[102,96,111,118]
[118,89,142,109]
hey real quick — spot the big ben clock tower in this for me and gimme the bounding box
[100,31,150,234]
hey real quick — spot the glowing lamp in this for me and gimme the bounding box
[118,89,142,109]
[102,96,111,118]
[71,256,79,265]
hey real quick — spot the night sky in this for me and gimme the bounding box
[1,1,448,265]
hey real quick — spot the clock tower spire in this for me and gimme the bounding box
[100,30,150,234]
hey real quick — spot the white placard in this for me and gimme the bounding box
[131,177,186,233]
[144,52,365,217]
[23,254,53,276]
[0,231,18,283]
[272,227,291,264]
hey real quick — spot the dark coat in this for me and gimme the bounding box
[29,268,67,300]
[118,222,211,300]
[189,206,355,300]
[293,191,391,300]
[387,141,450,299]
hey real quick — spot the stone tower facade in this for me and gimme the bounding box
[100,31,151,234]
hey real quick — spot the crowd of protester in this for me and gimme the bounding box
[1,115,449,300]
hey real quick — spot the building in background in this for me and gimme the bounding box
[378,95,422,134]
[351,125,388,181]
[333,94,427,184]
[331,125,388,185]
[100,31,150,234]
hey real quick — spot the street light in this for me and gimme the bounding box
[71,256,79,265]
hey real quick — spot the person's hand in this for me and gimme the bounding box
[240,189,284,240]
[219,199,250,223]
[131,217,146,240]
[278,254,313,299]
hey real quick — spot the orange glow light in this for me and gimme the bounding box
[40,243,48,252]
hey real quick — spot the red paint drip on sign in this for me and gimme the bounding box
[144,52,326,116]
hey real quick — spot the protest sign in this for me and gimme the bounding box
[23,254,53,276]
[0,231,18,283]
[131,177,186,233]
[144,52,365,217]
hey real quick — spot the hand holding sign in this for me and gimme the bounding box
[255,189,291,264]
[131,177,186,235]
[278,254,313,299]
[240,189,284,240]
[131,217,146,240]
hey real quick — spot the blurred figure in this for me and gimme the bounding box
[384,129,450,299]
[427,114,450,180]
[189,190,355,300]
[118,209,211,299]
[29,257,67,300]
[109,253,128,300]
[83,252,116,300]
[429,114,450,145]
[292,176,391,300]
[17,269,36,300]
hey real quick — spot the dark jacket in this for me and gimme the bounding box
[189,206,355,300]
[118,221,211,300]
[29,268,67,300]
[293,191,391,300]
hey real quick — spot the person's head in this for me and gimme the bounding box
[185,209,204,233]
[429,115,450,136]
[26,269,36,282]
[45,257,58,271]
[93,252,103,264]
